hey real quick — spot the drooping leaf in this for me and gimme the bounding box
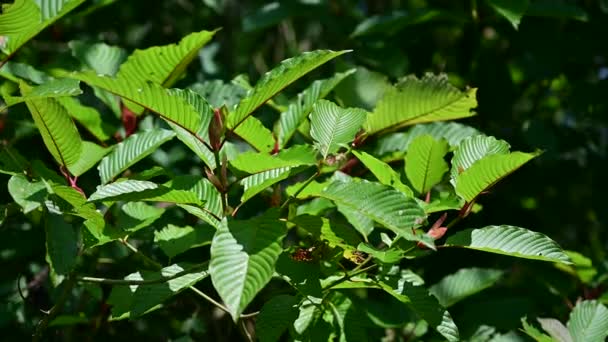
[116,202,165,234]
[352,150,413,196]
[336,204,375,237]
[21,82,83,174]
[56,96,115,142]
[0,0,85,58]
[3,78,82,107]
[405,134,449,194]
[231,116,276,152]
[189,80,246,109]
[69,141,110,177]
[7,174,47,213]
[429,268,504,307]
[521,317,555,342]
[0,61,52,84]
[256,295,300,342]
[450,135,510,184]
[365,73,477,135]
[443,225,571,264]
[276,69,355,147]
[485,0,529,28]
[454,152,538,202]
[154,224,214,259]
[309,99,367,158]
[209,212,286,321]
[227,50,349,131]
[107,263,209,319]
[316,180,432,247]
[71,71,203,134]
[567,300,608,342]
[98,128,175,184]
[45,213,78,277]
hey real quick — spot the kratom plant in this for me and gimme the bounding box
[3,1,607,341]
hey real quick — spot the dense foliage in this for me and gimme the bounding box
[1,1,607,341]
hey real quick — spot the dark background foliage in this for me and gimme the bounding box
[1,0,607,340]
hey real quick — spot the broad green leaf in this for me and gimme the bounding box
[154,224,214,259]
[0,0,85,58]
[567,300,608,342]
[378,269,460,341]
[454,152,538,202]
[189,80,246,109]
[231,145,317,174]
[239,167,296,203]
[450,135,510,184]
[22,82,83,174]
[374,122,480,161]
[57,96,114,142]
[365,73,477,135]
[554,251,597,285]
[350,9,467,38]
[276,69,355,147]
[89,176,207,206]
[8,174,47,213]
[485,0,529,28]
[69,141,110,177]
[429,268,504,307]
[291,215,362,253]
[116,202,165,234]
[357,243,403,263]
[3,78,82,107]
[209,212,286,321]
[317,180,432,247]
[98,128,175,184]
[256,295,299,342]
[538,318,572,342]
[69,40,127,76]
[405,135,449,194]
[309,99,367,158]
[522,317,555,342]
[444,225,571,264]
[108,263,209,319]
[352,150,413,196]
[0,61,52,84]
[117,29,216,88]
[227,50,349,131]
[336,204,375,237]
[49,184,106,237]
[71,71,203,134]
[334,66,390,111]
[232,116,275,152]
[45,213,78,277]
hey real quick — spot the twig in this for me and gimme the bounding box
[322,264,378,291]
[188,286,230,315]
[77,264,207,285]
[32,274,77,342]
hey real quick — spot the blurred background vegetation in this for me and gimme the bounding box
[1,0,607,340]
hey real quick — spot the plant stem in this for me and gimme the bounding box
[77,263,208,285]
[213,149,229,214]
[32,274,77,342]
[322,264,378,291]
[279,170,319,210]
[446,215,462,230]
[121,238,163,270]
[188,286,230,314]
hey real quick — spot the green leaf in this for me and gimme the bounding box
[405,135,449,194]
[49,184,107,240]
[444,225,571,264]
[378,269,460,341]
[352,150,413,196]
[69,40,127,76]
[21,82,83,174]
[108,263,209,319]
[0,145,28,176]
[189,80,246,109]
[239,167,295,203]
[357,243,403,263]
[429,268,504,307]
[56,96,115,142]
[485,0,529,28]
[526,1,589,22]
[8,174,47,213]
[3,78,82,107]
[71,71,203,134]
[538,318,572,342]
[209,211,286,321]
[117,29,216,88]
[336,204,375,237]
[69,141,110,177]
[0,61,52,84]
[522,317,555,342]
[116,202,165,234]
[154,224,214,259]
[227,50,349,131]
[276,69,355,147]
[309,99,367,158]
[450,135,510,184]
[317,180,432,247]
[98,128,175,184]
[256,295,300,342]
[567,300,608,342]
[45,213,78,277]
[0,0,85,58]
[454,152,538,202]
[365,73,477,135]
[231,116,276,152]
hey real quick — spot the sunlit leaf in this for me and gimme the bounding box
[567,300,608,342]
[485,0,529,28]
[405,135,449,194]
[154,224,214,259]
